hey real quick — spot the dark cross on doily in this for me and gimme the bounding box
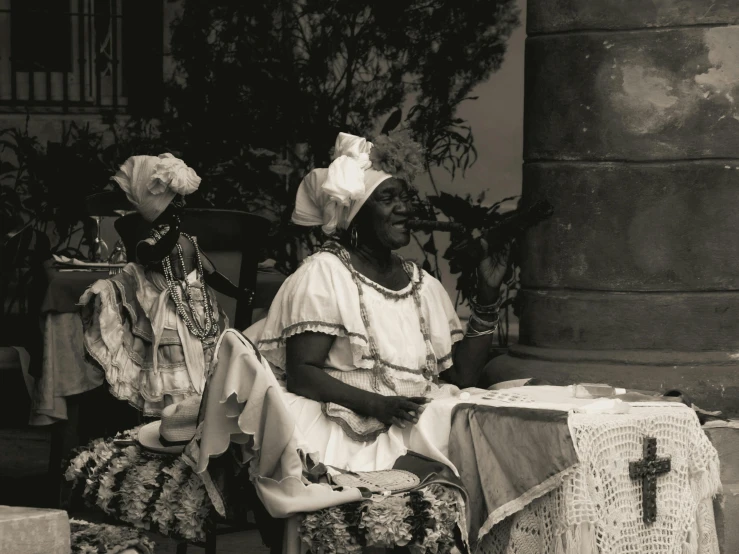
[629,437,671,524]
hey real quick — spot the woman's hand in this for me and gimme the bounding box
[476,239,510,301]
[370,395,430,429]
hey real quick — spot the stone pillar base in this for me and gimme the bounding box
[518,0,739,420]
[0,506,70,554]
[704,422,739,554]
[488,346,739,417]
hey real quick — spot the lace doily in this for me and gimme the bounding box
[478,404,721,554]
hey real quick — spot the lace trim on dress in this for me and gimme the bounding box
[319,241,423,300]
[258,320,368,346]
[319,242,439,390]
[321,403,391,442]
[257,320,374,375]
[357,353,455,375]
[360,355,425,375]
[110,265,224,344]
[111,272,164,344]
[80,278,206,416]
[350,263,422,300]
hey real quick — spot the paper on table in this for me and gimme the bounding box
[702,419,739,429]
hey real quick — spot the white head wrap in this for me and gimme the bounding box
[291,133,392,235]
[112,153,201,223]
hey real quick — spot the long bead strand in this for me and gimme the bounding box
[150,228,218,342]
[319,241,436,391]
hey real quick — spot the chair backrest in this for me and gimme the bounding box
[84,190,131,217]
[114,209,270,329]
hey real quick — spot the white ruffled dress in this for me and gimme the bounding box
[248,244,465,472]
[80,263,228,417]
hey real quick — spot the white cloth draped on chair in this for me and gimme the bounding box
[183,329,363,518]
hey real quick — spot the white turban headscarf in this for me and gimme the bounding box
[112,153,201,223]
[291,133,393,235]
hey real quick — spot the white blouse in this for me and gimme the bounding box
[256,249,464,393]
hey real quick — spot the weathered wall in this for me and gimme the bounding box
[489,0,739,415]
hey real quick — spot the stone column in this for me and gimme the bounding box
[489,0,739,416]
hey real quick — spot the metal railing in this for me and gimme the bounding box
[0,0,129,112]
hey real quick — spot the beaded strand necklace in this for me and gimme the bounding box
[319,241,438,390]
[151,228,219,343]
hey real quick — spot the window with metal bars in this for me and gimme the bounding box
[0,0,163,114]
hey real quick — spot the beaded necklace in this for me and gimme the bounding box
[319,241,438,390]
[150,227,219,343]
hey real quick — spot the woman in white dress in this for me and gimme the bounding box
[247,131,508,472]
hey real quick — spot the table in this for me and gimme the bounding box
[30,262,286,425]
[444,387,722,554]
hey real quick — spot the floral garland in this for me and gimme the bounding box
[70,518,156,554]
[65,432,211,543]
[300,484,465,554]
[67,431,466,553]
[369,131,425,185]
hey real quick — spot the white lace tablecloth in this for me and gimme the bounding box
[478,401,722,554]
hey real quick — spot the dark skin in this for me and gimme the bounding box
[286,178,509,429]
[136,195,253,305]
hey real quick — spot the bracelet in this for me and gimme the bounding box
[469,293,503,316]
[465,321,498,338]
[465,311,499,338]
[469,310,499,330]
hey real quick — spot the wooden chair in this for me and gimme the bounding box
[114,209,270,330]
[115,210,277,552]
[83,189,131,217]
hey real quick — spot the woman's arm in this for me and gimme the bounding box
[286,332,428,428]
[441,240,509,389]
[441,285,500,389]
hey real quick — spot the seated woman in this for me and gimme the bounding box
[80,154,251,416]
[247,132,508,471]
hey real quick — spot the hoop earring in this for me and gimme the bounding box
[350,226,359,249]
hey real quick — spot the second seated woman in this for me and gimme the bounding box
[246,131,508,472]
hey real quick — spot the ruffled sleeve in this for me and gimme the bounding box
[418,271,464,372]
[254,252,370,371]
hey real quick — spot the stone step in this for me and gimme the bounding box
[0,505,70,554]
[704,422,739,554]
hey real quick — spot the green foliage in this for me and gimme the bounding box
[1,118,161,251]
[411,191,525,346]
[163,0,521,273]
[1,0,523,333]
[0,118,161,316]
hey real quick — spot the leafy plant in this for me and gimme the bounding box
[1,0,523,337]
[407,191,520,346]
[413,191,554,346]
[162,0,521,274]
[0,117,162,316]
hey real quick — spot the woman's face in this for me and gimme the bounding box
[353,178,413,250]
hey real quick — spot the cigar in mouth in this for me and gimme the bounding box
[405,219,466,233]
